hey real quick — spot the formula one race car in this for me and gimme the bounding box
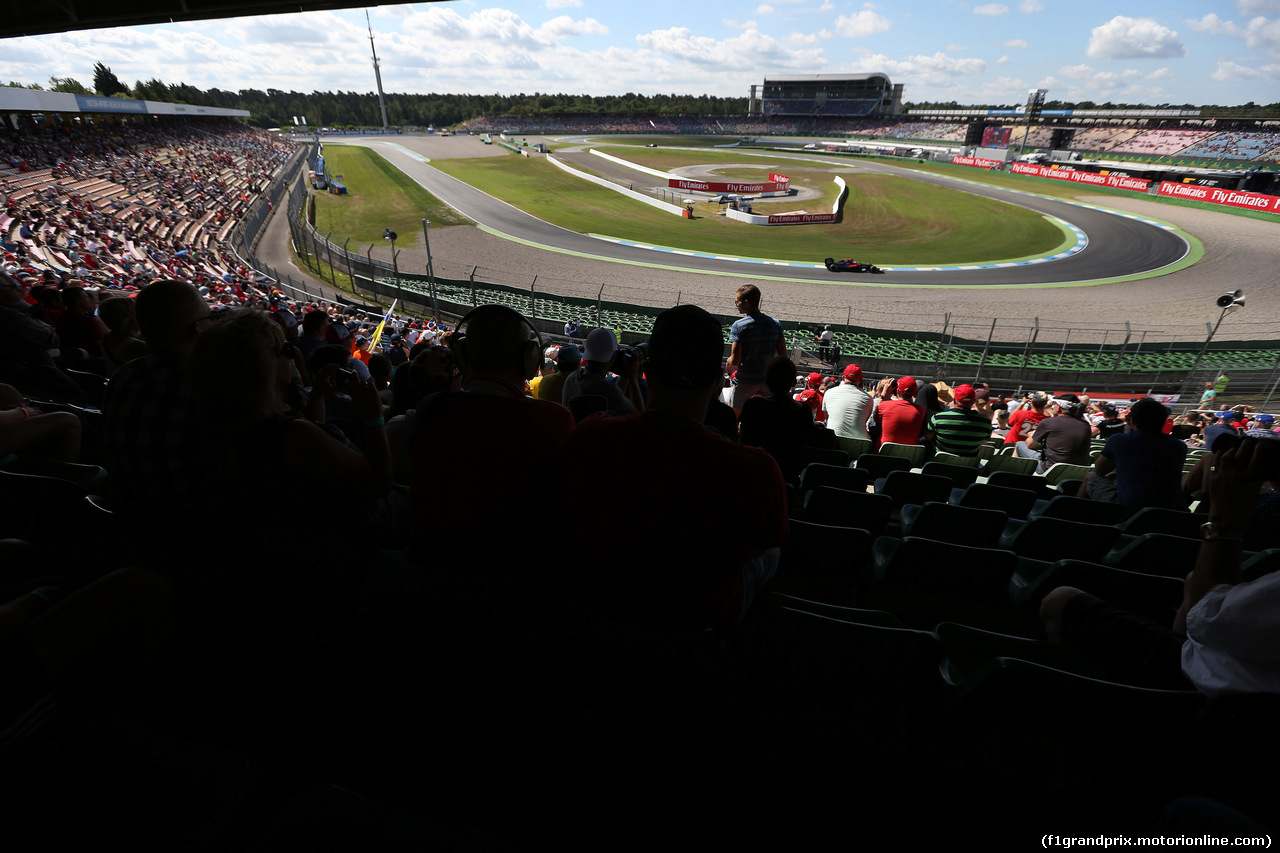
[824,257,886,274]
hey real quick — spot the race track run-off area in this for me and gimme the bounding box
[357,137,1193,290]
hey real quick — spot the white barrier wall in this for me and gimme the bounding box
[589,149,671,179]
[545,155,686,216]
[724,176,847,226]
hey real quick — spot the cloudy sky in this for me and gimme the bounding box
[2,0,1279,107]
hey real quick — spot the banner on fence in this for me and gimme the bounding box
[668,177,789,195]
[1157,181,1280,213]
[766,212,838,224]
[1009,162,1151,192]
[952,155,1004,169]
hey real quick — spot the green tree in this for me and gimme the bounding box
[47,76,90,94]
[93,62,129,97]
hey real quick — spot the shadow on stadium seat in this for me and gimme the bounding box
[854,453,911,481]
[802,488,891,538]
[998,516,1121,564]
[951,482,1039,520]
[1010,558,1184,625]
[1118,506,1205,538]
[796,463,869,510]
[1029,494,1128,526]
[864,536,1030,633]
[920,461,980,489]
[900,501,1008,544]
[771,518,874,606]
[1104,532,1201,578]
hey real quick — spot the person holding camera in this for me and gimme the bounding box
[563,328,644,416]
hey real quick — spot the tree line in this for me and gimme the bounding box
[7,67,749,128]
[8,66,1278,125]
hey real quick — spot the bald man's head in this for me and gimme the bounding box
[135,280,210,355]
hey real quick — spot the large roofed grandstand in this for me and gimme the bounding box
[2,45,1280,848]
[756,72,903,117]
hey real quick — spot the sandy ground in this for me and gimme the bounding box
[319,134,1280,342]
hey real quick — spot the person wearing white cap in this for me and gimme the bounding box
[1019,393,1092,473]
[562,328,644,416]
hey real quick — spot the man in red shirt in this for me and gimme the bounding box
[1004,390,1049,446]
[876,375,926,448]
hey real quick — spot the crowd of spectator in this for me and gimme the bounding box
[2,118,1278,844]
[1111,128,1217,156]
[1,118,296,298]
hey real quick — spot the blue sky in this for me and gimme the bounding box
[2,0,1279,107]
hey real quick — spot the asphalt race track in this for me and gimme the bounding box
[354,137,1190,289]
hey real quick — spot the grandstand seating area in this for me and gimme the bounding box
[1,119,297,292]
[1069,126,1143,151]
[1111,128,1216,156]
[1178,130,1280,161]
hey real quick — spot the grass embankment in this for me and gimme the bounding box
[313,144,471,248]
[431,150,1066,264]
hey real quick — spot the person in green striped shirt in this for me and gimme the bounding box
[926,383,991,458]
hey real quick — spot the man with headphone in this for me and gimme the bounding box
[407,304,575,565]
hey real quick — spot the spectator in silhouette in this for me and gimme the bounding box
[558,305,787,629]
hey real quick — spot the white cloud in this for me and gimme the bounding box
[1002,38,1029,48]
[635,26,823,70]
[1242,15,1280,56]
[1086,16,1187,59]
[1051,62,1171,101]
[1147,67,1173,80]
[946,44,968,51]
[818,0,833,8]
[545,0,582,8]
[973,4,1010,16]
[1187,13,1280,57]
[997,54,1011,63]
[784,31,822,46]
[863,51,986,77]
[834,10,891,37]
[757,4,774,14]
[723,19,758,30]
[1212,59,1280,80]
[541,15,608,38]
[1186,13,1244,36]
[1019,0,1045,11]
[1236,0,1280,14]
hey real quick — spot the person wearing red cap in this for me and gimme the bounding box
[822,363,871,440]
[795,372,827,424]
[876,376,926,449]
[926,383,991,458]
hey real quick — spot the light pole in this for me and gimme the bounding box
[422,218,440,319]
[1191,289,1245,375]
[383,229,399,303]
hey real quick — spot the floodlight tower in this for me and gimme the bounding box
[1016,88,1048,157]
[367,9,390,130]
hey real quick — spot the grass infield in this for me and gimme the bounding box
[312,145,470,248]
[430,149,1065,265]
